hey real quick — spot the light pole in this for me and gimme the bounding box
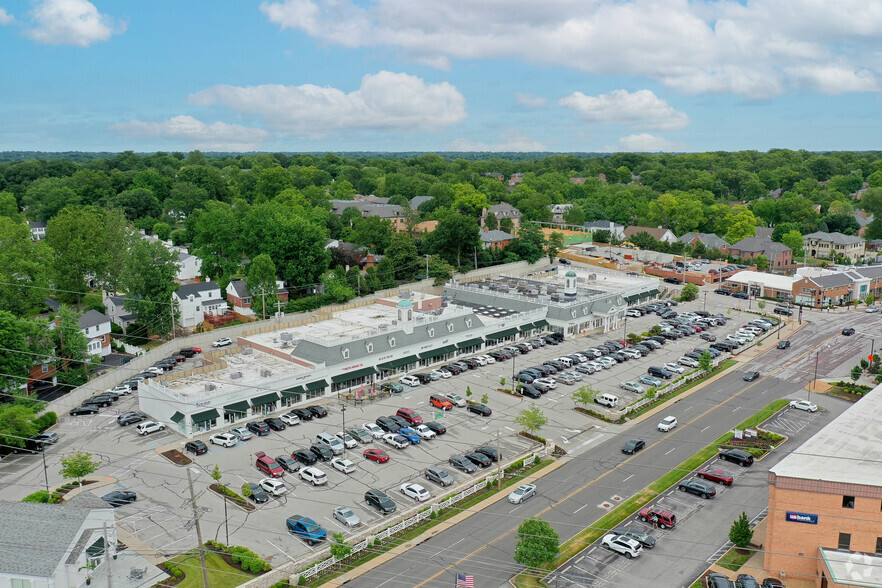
[810,351,819,403]
[340,404,347,454]
[703,290,707,312]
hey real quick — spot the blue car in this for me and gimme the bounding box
[397,427,422,444]
[639,375,662,387]
[286,515,327,546]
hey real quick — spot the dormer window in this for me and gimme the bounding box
[447,322,454,333]
[388,337,396,348]
[427,328,435,338]
[341,348,350,360]
[465,319,472,328]
[365,342,374,353]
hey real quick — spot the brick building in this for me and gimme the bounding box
[729,237,792,269]
[803,231,866,262]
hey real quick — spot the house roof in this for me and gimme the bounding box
[624,226,673,240]
[583,220,624,230]
[175,281,219,300]
[409,196,433,210]
[108,295,126,306]
[78,310,110,330]
[480,230,515,243]
[44,297,60,312]
[855,265,882,279]
[0,499,111,577]
[201,298,227,307]
[803,231,865,245]
[486,203,521,218]
[328,200,405,219]
[808,273,857,288]
[28,221,47,229]
[730,237,791,257]
[854,212,874,228]
[678,232,729,248]
[228,279,284,300]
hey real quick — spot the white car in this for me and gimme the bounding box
[534,377,557,389]
[331,457,356,474]
[508,483,537,504]
[414,425,436,440]
[566,370,583,381]
[620,381,644,393]
[399,375,420,387]
[736,331,756,341]
[137,421,165,435]
[478,354,496,364]
[229,427,252,441]
[400,483,431,502]
[336,431,358,448]
[362,423,384,439]
[299,467,327,486]
[678,357,699,368]
[110,384,132,395]
[601,534,643,559]
[212,337,233,347]
[663,363,685,374]
[597,357,617,368]
[789,399,818,412]
[259,478,287,496]
[622,349,642,359]
[471,356,487,366]
[333,506,361,527]
[866,306,880,313]
[280,413,301,426]
[625,309,642,317]
[144,366,164,375]
[444,392,467,408]
[383,433,409,449]
[209,432,238,447]
[658,416,678,432]
[431,369,451,379]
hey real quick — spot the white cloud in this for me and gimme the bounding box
[559,89,689,131]
[107,116,270,151]
[606,133,687,153]
[188,71,466,136]
[0,8,14,25]
[515,92,546,108]
[259,0,882,97]
[24,0,126,47]
[448,130,547,152]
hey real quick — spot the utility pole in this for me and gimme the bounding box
[103,523,113,588]
[425,254,429,280]
[496,429,502,490]
[340,404,347,455]
[474,247,478,271]
[170,301,176,340]
[42,450,49,493]
[186,468,211,588]
[261,287,267,321]
[810,351,819,403]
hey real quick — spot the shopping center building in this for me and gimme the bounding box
[138,267,658,437]
[763,385,882,587]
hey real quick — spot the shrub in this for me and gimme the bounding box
[22,490,58,503]
[241,483,252,498]
[230,546,270,573]
[33,412,58,430]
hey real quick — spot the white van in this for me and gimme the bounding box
[595,393,619,408]
[316,432,345,455]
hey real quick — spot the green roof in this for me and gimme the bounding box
[377,355,417,370]
[250,392,280,406]
[418,344,456,360]
[223,400,249,413]
[306,380,327,391]
[191,408,219,424]
[281,386,304,399]
[331,366,377,383]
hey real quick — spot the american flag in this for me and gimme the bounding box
[456,573,474,587]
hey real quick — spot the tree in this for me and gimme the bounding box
[0,218,53,317]
[53,305,90,385]
[121,240,181,336]
[515,403,548,436]
[0,404,41,449]
[481,393,489,404]
[210,464,222,485]
[757,300,766,310]
[259,213,331,290]
[109,187,162,221]
[593,229,611,244]
[246,254,278,319]
[428,254,455,286]
[679,283,699,301]
[0,312,52,395]
[563,204,585,226]
[484,212,499,230]
[59,451,100,486]
[728,512,753,549]
[153,222,172,241]
[780,230,804,258]
[429,213,481,268]
[189,201,242,286]
[699,350,713,371]
[514,517,559,567]
[546,231,565,263]
[384,233,420,280]
[754,254,770,271]
[866,293,875,306]
[851,365,862,382]
[724,206,758,243]
[330,532,353,562]
[47,206,119,303]
[572,385,600,408]
[507,222,546,263]
[0,191,20,222]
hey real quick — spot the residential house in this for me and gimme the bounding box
[28,221,46,241]
[328,241,383,269]
[569,177,587,185]
[481,203,522,232]
[853,211,873,236]
[868,239,882,252]
[480,172,504,181]
[409,196,434,211]
[729,237,793,269]
[623,226,677,244]
[549,203,573,224]
[508,173,525,188]
[411,220,439,234]
[26,359,56,394]
[226,278,288,316]
[102,292,137,332]
[0,495,117,588]
[328,200,408,231]
[480,229,515,250]
[583,220,626,241]
[754,227,774,240]
[803,231,865,262]
[175,251,202,281]
[77,310,112,357]
[353,194,389,204]
[174,282,226,328]
[677,232,730,252]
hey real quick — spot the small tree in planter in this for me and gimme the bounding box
[729,512,753,552]
[571,385,599,408]
[515,403,548,438]
[481,393,489,405]
[851,365,863,382]
[330,532,352,566]
[699,351,713,372]
[466,386,472,399]
[500,377,506,387]
[60,451,100,486]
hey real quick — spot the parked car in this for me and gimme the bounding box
[697,466,734,485]
[620,381,644,393]
[467,403,492,416]
[331,457,356,474]
[637,507,677,529]
[639,375,662,387]
[383,433,409,450]
[310,444,335,461]
[678,478,717,498]
[719,448,754,467]
[364,448,390,463]
[348,428,373,444]
[255,451,284,477]
[299,466,328,485]
[212,337,233,347]
[286,515,327,545]
[400,482,431,502]
[375,416,399,433]
[789,399,818,412]
[362,422,384,438]
[306,405,328,418]
[263,417,287,431]
[280,413,301,426]
[259,478,288,496]
[185,440,208,455]
[381,382,405,394]
[507,483,537,504]
[737,574,759,588]
[276,455,300,473]
[612,526,656,549]
[449,455,478,473]
[293,449,318,466]
[117,411,146,426]
[424,421,447,435]
[333,506,361,528]
[397,427,422,444]
[365,488,397,514]
[102,490,137,507]
[246,483,269,503]
[465,451,492,468]
[424,466,454,486]
[601,534,643,559]
[291,408,314,421]
[336,431,359,448]
[413,373,433,384]
[246,421,270,436]
[136,421,165,436]
[399,375,420,387]
[414,424,437,439]
[229,427,252,441]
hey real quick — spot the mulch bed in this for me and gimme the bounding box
[209,483,256,512]
[160,449,192,466]
[207,547,267,577]
[518,431,546,443]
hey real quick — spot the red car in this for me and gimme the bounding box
[254,451,284,477]
[396,407,423,425]
[364,448,390,463]
[637,507,677,529]
[429,395,453,411]
[697,466,734,485]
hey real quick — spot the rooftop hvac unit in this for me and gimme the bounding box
[204,384,216,391]
[280,332,293,341]
[400,291,411,299]
[434,308,444,315]
[242,348,253,355]
[391,320,397,325]
[588,274,597,280]
[260,368,272,377]
[272,337,278,343]
[230,372,243,380]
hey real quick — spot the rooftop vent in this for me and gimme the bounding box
[280,332,293,341]
[260,368,272,377]
[230,372,242,380]
[204,384,216,391]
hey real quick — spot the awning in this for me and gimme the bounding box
[331,366,377,383]
[250,392,280,406]
[377,355,418,370]
[86,538,105,558]
[646,289,660,297]
[533,319,548,328]
[191,408,219,424]
[224,400,249,413]
[281,386,304,399]
[456,338,483,349]
[170,411,184,424]
[518,324,534,332]
[418,344,456,360]
[624,294,639,303]
[306,380,327,391]
[485,327,519,340]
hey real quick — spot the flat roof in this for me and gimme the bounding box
[770,384,882,487]
[819,548,882,587]
[726,270,798,292]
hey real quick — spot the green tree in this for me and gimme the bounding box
[322,268,356,303]
[428,255,456,286]
[507,222,546,263]
[563,204,586,226]
[260,214,331,290]
[699,350,713,371]
[481,393,489,404]
[429,213,481,268]
[728,512,753,549]
[865,293,875,306]
[572,385,600,408]
[484,212,499,230]
[679,283,699,301]
[757,300,766,310]
[780,230,804,258]
[53,305,90,384]
[0,218,53,317]
[121,240,181,336]
[754,254,770,271]
[246,254,279,319]
[592,229,611,244]
[22,177,80,222]
[514,517,559,567]
[109,187,162,221]
[851,365,862,382]
[499,216,514,233]
[210,464,222,485]
[190,201,242,286]
[515,403,548,436]
[0,191,20,222]
[0,404,41,450]
[330,532,353,561]
[153,221,172,241]
[59,451,100,486]
[546,231,565,263]
[384,233,420,281]
[0,312,51,395]
[724,206,758,243]
[255,166,294,201]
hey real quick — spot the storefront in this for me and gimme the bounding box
[223,400,249,423]
[192,408,219,433]
[250,392,279,415]
[331,367,377,393]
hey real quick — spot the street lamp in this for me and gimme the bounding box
[703,290,707,312]
[810,351,819,403]
[340,404,347,454]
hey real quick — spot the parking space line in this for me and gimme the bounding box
[621,474,634,483]
[664,447,675,455]
[574,503,589,514]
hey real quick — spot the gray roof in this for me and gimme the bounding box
[78,309,110,330]
[328,200,405,219]
[854,265,882,279]
[809,273,855,288]
[854,212,874,228]
[486,203,521,218]
[201,298,227,307]
[410,196,433,210]
[803,231,864,245]
[108,295,126,306]
[28,221,47,229]
[480,230,515,242]
[0,499,110,577]
[44,297,60,312]
[678,232,729,248]
[175,281,219,300]
[730,237,791,257]
[228,279,284,300]
[583,220,623,230]
[754,227,773,239]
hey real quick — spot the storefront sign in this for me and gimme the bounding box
[786,511,818,524]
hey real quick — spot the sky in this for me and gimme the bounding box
[1,0,882,154]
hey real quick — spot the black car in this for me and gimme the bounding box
[842,327,855,336]
[307,405,328,418]
[732,292,749,300]
[376,416,399,433]
[543,336,559,345]
[263,417,287,431]
[276,455,300,473]
[102,490,137,507]
[612,526,656,549]
[515,372,535,384]
[462,358,481,368]
[475,446,501,462]
[760,579,784,588]
[117,411,146,426]
[532,382,551,393]
[773,307,793,316]
[310,444,334,461]
[122,379,140,390]
[464,451,492,468]
[706,573,734,588]
[777,339,791,349]
[388,415,409,429]
[737,574,759,588]
[246,422,271,436]
[293,449,318,466]
[179,347,198,358]
[541,363,560,374]
[413,373,433,384]
[13,437,45,453]
[711,342,735,352]
[714,289,732,295]
[247,483,269,503]
[647,366,673,379]
[70,404,100,416]
[719,448,754,467]
[365,488,397,514]
[88,396,113,408]
[621,439,645,455]
[518,384,541,399]
[743,371,760,381]
[488,351,505,361]
[678,478,716,499]
[449,454,478,473]
[185,440,208,455]
[292,408,314,421]
[467,403,492,416]
[424,421,447,435]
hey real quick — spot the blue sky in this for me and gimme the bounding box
[2,0,881,153]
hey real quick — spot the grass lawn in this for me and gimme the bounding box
[717,547,756,572]
[169,551,254,588]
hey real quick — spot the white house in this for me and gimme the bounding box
[77,310,112,357]
[174,282,226,328]
[175,251,202,281]
[0,495,116,588]
[28,222,47,241]
[102,292,137,332]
